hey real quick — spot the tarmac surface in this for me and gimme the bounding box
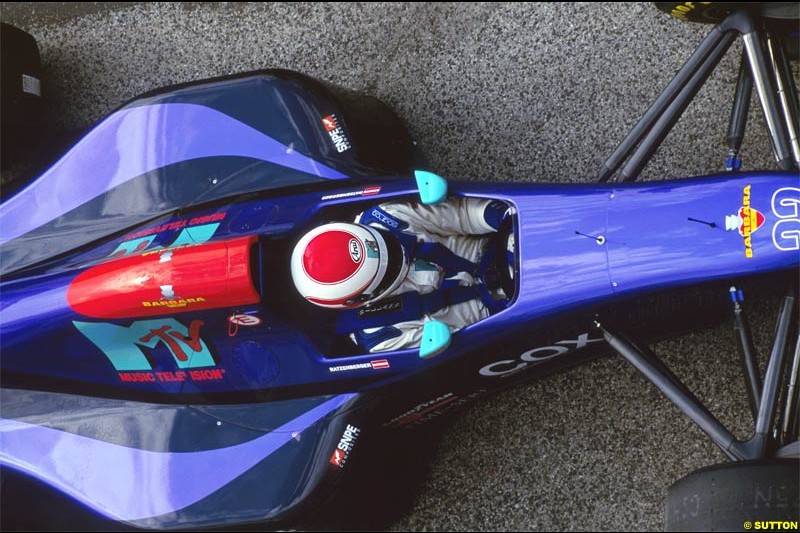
[1,2,798,531]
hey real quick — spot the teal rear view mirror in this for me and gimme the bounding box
[414,170,448,205]
[419,320,451,359]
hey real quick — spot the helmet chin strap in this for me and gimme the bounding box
[361,226,390,298]
[368,247,410,304]
[353,225,410,306]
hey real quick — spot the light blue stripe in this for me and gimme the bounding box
[0,393,354,521]
[0,103,349,246]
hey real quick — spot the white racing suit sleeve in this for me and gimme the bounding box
[376,197,498,236]
[350,197,503,353]
[356,197,503,270]
[352,298,490,353]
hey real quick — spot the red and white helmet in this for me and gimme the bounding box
[291,222,409,308]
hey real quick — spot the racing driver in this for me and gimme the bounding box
[290,197,513,353]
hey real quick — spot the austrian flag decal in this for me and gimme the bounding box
[321,114,351,153]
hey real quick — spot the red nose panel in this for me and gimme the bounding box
[68,236,260,319]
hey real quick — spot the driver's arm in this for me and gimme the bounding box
[368,197,509,236]
[352,297,489,353]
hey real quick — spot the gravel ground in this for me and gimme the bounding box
[1,3,797,531]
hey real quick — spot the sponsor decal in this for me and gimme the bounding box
[141,244,190,259]
[357,296,402,318]
[725,185,765,258]
[322,115,338,132]
[142,297,206,308]
[385,393,456,427]
[228,314,263,327]
[668,1,710,21]
[320,186,381,201]
[479,333,603,377]
[330,448,345,467]
[329,363,372,373]
[187,369,226,381]
[227,313,263,337]
[73,319,223,381]
[328,359,391,373]
[161,285,178,300]
[771,187,800,252]
[117,369,225,383]
[329,424,361,468]
[126,212,227,241]
[349,238,363,263]
[111,213,226,257]
[370,208,399,229]
[365,239,379,258]
[321,114,351,153]
[384,390,486,429]
[110,235,156,257]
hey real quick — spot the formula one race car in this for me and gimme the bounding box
[1,4,798,532]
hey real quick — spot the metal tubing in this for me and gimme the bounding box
[728,52,753,149]
[773,33,800,140]
[735,302,762,419]
[597,322,743,460]
[623,334,698,400]
[726,52,752,170]
[597,25,727,182]
[755,296,796,437]
[766,32,800,169]
[780,331,800,443]
[619,33,735,182]
[742,31,794,170]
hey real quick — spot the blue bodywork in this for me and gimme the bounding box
[1,71,798,529]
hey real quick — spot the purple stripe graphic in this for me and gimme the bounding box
[0,103,348,246]
[0,394,354,521]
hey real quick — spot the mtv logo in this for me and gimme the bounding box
[74,318,214,371]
